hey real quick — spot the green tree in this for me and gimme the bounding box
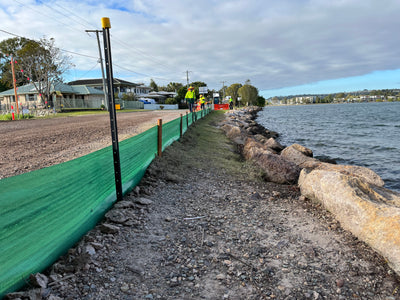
[238,83,258,105]
[225,83,242,106]
[150,79,158,92]
[256,95,266,107]
[165,97,177,104]
[14,37,72,107]
[121,92,137,101]
[323,94,333,103]
[176,86,187,102]
[165,82,183,92]
[0,37,32,89]
[335,92,345,99]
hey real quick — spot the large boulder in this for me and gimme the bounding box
[281,143,318,168]
[265,137,285,153]
[281,144,384,187]
[220,124,243,140]
[299,168,400,276]
[244,138,300,184]
[243,138,273,160]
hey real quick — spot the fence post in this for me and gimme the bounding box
[186,112,189,128]
[180,114,183,138]
[102,17,123,201]
[157,119,162,157]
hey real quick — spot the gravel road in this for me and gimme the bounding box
[0,110,184,179]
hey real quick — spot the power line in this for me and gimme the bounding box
[12,0,87,37]
[9,1,185,81]
[72,61,100,80]
[0,29,20,38]
[53,2,98,29]
[0,27,183,86]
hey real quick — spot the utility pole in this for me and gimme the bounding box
[186,70,191,89]
[220,81,227,101]
[10,55,20,119]
[85,29,108,111]
[102,17,123,202]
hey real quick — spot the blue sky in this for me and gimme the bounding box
[1,0,400,98]
[261,69,400,98]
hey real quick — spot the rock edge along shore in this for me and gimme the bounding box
[221,106,400,277]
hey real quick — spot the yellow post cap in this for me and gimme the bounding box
[101,17,111,29]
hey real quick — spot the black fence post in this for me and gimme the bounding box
[102,17,123,201]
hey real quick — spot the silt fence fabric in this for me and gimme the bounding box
[0,109,210,297]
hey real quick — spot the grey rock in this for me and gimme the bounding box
[135,197,153,205]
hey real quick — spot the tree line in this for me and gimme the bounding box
[150,78,266,107]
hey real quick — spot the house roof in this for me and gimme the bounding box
[67,78,138,87]
[0,82,104,97]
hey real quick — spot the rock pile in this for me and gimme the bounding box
[221,106,400,277]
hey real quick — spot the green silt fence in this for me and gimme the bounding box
[0,109,210,297]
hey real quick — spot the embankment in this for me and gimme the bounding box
[221,106,400,276]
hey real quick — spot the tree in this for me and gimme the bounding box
[176,86,187,102]
[225,83,242,106]
[335,92,345,99]
[256,95,266,107]
[121,92,137,101]
[150,79,158,92]
[160,82,183,92]
[238,83,258,105]
[323,94,333,103]
[14,37,72,107]
[0,37,32,89]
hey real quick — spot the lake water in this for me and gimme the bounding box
[256,102,400,192]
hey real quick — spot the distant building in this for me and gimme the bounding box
[67,78,151,97]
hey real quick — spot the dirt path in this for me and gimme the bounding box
[10,111,400,299]
[0,110,183,179]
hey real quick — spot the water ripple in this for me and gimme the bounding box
[257,102,400,192]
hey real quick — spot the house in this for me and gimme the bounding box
[67,78,152,98]
[142,91,177,103]
[0,82,105,111]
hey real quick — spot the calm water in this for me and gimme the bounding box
[256,102,400,192]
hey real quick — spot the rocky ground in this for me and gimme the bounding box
[5,111,400,299]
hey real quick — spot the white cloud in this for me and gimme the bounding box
[1,0,400,92]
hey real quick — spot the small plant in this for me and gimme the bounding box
[165,97,177,104]
[100,104,105,110]
[159,105,165,110]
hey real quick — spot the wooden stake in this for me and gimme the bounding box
[157,118,162,157]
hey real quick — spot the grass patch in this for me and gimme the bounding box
[162,110,262,181]
[56,109,143,117]
[0,114,34,121]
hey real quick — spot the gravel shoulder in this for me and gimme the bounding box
[7,111,400,299]
[0,110,182,179]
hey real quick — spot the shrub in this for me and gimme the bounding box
[165,97,177,104]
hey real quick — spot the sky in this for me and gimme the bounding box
[1,0,400,98]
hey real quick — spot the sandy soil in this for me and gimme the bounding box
[5,111,400,300]
[0,110,185,179]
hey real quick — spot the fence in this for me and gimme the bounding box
[117,100,144,110]
[0,109,210,297]
[143,104,178,110]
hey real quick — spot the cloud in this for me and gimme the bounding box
[1,0,400,92]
